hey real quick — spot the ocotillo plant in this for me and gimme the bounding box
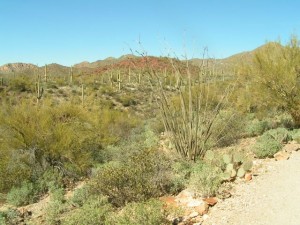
[144,54,234,161]
[0,77,3,86]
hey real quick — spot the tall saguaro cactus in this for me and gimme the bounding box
[117,71,121,91]
[44,64,48,83]
[70,66,73,84]
[81,83,84,106]
[36,75,43,104]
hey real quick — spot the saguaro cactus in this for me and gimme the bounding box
[36,75,43,104]
[81,83,84,106]
[128,67,131,83]
[117,71,121,91]
[44,64,48,83]
[70,66,73,84]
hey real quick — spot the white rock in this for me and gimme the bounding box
[189,211,199,218]
[187,199,204,207]
[202,214,209,220]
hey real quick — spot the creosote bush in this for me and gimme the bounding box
[62,196,112,225]
[91,148,171,207]
[7,181,36,207]
[105,199,166,225]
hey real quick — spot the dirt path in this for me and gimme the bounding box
[203,150,300,225]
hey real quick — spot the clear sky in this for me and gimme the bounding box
[0,0,299,66]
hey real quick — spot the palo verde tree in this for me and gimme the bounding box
[245,36,300,126]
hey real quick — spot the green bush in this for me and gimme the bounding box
[7,181,36,206]
[253,132,283,158]
[71,185,91,207]
[8,76,33,93]
[35,169,64,194]
[189,162,222,197]
[106,199,166,225]
[117,94,137,107]
[264,127,292,143]
[276,113,295,129]
[91,149,171,207]
[245,118,271,137]
[170,160,192,194]
[45,187,66,225]
[213,110,246,147]
[0,208,20,225]
[62,196,112,225]
[290,129,300,143]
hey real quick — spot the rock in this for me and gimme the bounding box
[194,202,209,215]
[203,197,218,206]
[283,143,300,153]
[159,196,178,208]
[176,189,195,200]
[202,214,209,220]
[187,199,204,207]
[274,151,290,161]
[245,172,252,181]
[189,211,199,218]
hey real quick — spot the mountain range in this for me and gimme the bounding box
[0,43,273,75]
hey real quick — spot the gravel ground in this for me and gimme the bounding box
[203,150,300,225]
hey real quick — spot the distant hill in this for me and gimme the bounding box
[189,42,283,71]
[0,63,37,73]
[0,43,280,77]
[74,54,137,69]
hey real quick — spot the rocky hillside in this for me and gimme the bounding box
[0,63,37,73]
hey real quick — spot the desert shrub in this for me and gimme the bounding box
[94,107,140,146]
[7,181,36,206]
[62,196,112,225]
[8,76,33,93]
[189,162,223,197]
[35,169,64,194]
[45,187,66,225]
[102,124,159,162]
[91,148,171,207]
[276,113,295,129]
[290,129,300,143]
[213,110,246,147]
[0,101,109,191]
[169,160,192,194]
[245,118,271,137]
[0,147,33,192]
[71,185,91,207]
[106,199,166,225]
[117,94,137,107]
[0,208,20,225]
[253,131,283,158]
[264,128,292,143]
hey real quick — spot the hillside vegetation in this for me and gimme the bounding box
[1,37,300,224]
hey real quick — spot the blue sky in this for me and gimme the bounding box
[0,0,299,66]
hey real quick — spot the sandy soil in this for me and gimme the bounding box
[203,150,300,225]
